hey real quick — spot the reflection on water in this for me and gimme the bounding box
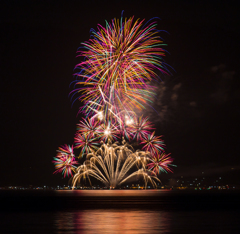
[55,209,170,234]
[1,190,240,233]
[57,189,171,197]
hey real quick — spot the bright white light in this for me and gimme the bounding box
[125,115,134,125]
[126,119,133,125]
[104,128,110,135]
[98,111,103,120]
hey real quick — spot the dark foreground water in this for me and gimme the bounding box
[1,190,240,233]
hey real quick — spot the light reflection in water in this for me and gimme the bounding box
[57,189,171,197]
[55,209,170,234]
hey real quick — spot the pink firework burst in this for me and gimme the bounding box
[141,131,165,155]
[76,117,99,136]
[147,152,175,174]
[57,144,75,156]
[121,126,134,141]
[74,133,99,156]
[52,145,78,177]
[130,116,154,141]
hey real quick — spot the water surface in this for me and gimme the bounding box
[1,190,240,233]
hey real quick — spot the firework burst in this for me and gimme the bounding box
[147,152,175,174]
[77,117,99,136]
[96,121,120,142]
[72,139,160,189]
[74,133,99,156]
[130,116,154,141]
[70,16,168,119]
[141,131,165,155]
[53,14,175,188]
[52,145,78,177]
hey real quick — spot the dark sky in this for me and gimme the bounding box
[1,1,240,186]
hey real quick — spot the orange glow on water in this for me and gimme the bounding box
[55,209,170,233]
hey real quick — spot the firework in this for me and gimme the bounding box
[53,14,175,189]
[57,144,75,156]
[70,16,167,119]
[96,121,120,142]
[130,116,154,141]
[72,139,160,189]
[147,152,175,174]
[116,112,137,141]
[74,133,99,156]
[141,131,165,155]
[52,145,78,177]
[77,117,99,136]
[120,126,133,141]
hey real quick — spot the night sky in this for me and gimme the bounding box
[1,1,239,186]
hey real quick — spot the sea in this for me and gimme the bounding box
[1,189,240,233]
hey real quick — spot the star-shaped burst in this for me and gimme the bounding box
[52,145,78,177]
[74,133,99,156]
[96,121,120,142]
[130,116,154,141]
[76,117,99,137]
[147,152,175,174]
[141,131,165,155]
